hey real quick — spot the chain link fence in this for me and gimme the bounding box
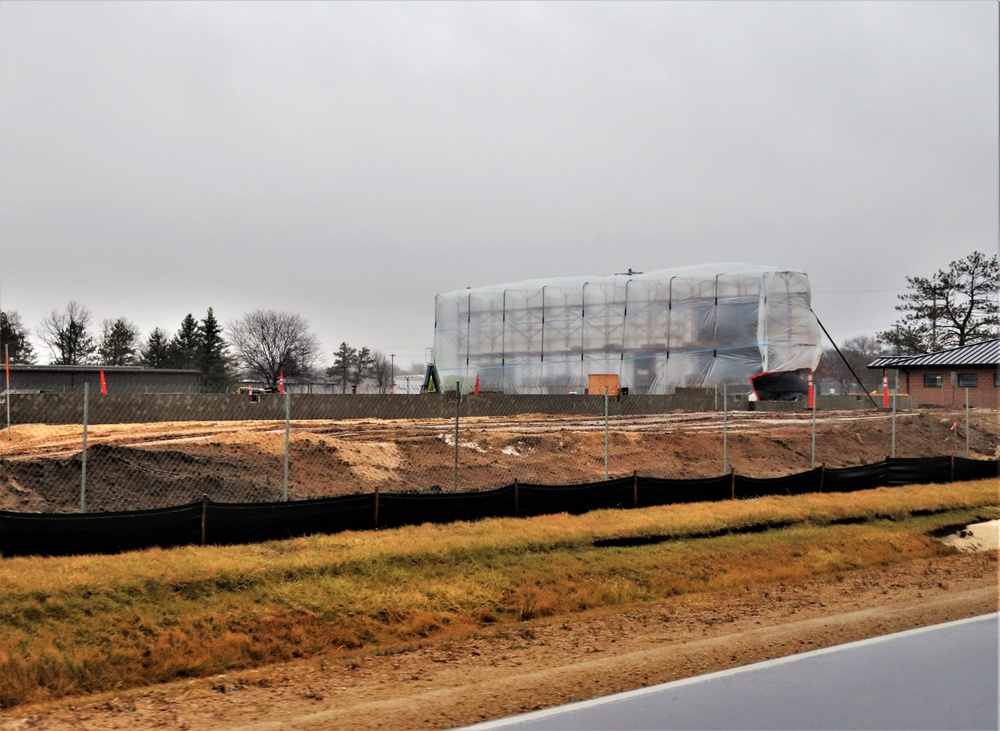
[1,389,996,514]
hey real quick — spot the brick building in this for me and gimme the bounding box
[868,339,999,409]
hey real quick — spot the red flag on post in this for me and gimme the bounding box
[807,370,814,410]
[474,374,480,395]
[882,370,889,409]
[99,369,108,395]
[278,372,285,394]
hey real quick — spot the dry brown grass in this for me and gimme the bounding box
[0,479,996,709]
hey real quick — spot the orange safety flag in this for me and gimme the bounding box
[474,374,480,395]
[100,369,108,395]
[278,372,285,395]
[882,370,889,409]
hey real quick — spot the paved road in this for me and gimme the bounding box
[461,613,999,731]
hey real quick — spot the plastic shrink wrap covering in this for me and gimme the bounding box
[433,263,822,394]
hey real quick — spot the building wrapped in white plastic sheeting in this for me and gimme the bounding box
[433,263,823,394]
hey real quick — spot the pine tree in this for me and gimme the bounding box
[350,346,374,393]
[880,252,999,352]
[141,328,171,368]
[97,318,140,365]
[198,307,233,392]
[167,314,203,369]
[0,310,37,364]
[327,342,356,393]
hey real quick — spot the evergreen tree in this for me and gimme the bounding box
[327,342,356,393]
[350,346,374,393]
[880,252,999,352]
[198,307,233,392]
[141,328,171,368]
[167,314,203,369]
[0,310,37,364]
[97,318,140,365]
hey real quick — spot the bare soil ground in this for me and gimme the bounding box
[1,409,997,512]
[2,551,995,731]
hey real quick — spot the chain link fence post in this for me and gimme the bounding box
[603,386,609,480]
[80,382,89,513]
[453,381,460,491]
[283,392,291,502]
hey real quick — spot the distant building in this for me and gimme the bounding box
[3,365,201,394]
[434,263,823,395]
[868,339,1000,408]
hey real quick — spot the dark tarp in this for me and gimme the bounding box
[637,475,733,506]
[516,477,636,517]
[734,468,823,499]
[0,502,202,558]
[376,486,515,529]
[205,493,376,546]
[750,368,810,401]
[822,462,889,493]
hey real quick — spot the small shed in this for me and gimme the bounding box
[868,339,1000,408]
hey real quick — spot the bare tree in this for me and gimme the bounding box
[371,351,392,394]
[228,310,321,389]
[38,301,97,365]
[815,335,889,394]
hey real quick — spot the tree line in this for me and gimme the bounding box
[0,306,404,394]
[2,252,995,394]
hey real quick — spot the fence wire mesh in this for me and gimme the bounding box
[0,390,995,514]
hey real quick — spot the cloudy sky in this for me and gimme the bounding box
[1,1,996,369]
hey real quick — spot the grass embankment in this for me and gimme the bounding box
[1,480,997,709]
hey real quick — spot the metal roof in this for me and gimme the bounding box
[7,365,200,374]
[868,338,1000,369]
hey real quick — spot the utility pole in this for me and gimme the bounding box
[390,353,395,394]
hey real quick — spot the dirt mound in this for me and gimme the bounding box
[1,409,997,513]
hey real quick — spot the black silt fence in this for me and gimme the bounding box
[637,475,734,506]
[0,503,202,558]
[515,477,636,517]
[822,463,890,493]
[886,457,953,486]
[734,468,824,499]
[376,486,516,529]
[954,457,1000,482]
[1,456,996,558]
[205,494,377,546]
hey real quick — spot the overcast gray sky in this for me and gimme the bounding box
[1,1,997,369]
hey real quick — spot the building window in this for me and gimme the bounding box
[995,372,1000,388]
[957,373,978,388]
[923,374,943,388]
